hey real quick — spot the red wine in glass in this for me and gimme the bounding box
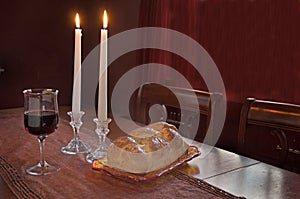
[24,110,58,136]
[23,89,60,176]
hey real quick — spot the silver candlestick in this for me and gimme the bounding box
[61,111,91,154]
[86,117,112,163]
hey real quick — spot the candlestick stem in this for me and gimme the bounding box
[61,111,91,154]
[86,118,112,163]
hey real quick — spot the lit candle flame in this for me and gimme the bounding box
[103,10,108,29]
[75,13,80,28]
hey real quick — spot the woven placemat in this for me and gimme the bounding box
[0,156,43,199]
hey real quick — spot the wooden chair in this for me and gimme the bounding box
[134,83,222,143]
[238,98,300,172]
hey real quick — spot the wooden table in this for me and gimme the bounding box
[0,107,299,199]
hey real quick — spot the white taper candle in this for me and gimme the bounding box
[72,13,81,115]
[98,10,108,121]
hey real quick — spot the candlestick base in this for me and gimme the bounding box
[86,118,112,163]
[61,111,91,154]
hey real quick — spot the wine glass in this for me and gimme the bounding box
[23,89,60,175]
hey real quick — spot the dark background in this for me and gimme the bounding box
[0,0,140,108]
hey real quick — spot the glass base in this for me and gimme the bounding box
[61,139,91,154]
[26,161,60,176]
[86,138,111,163]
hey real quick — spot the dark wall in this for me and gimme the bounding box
[0,0,140,108]
[197,0,300,151]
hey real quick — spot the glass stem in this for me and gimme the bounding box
[99,132,105,150]
[99,133,105,143]
[38,136,46,167]
[74,126,79,142]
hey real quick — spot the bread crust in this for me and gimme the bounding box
[106,122,188,174]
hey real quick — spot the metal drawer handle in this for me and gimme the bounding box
[0,67,5,74]
[276,145,300,155]
[276,145,282,151]
[288,148,300,155]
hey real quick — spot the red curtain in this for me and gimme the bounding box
[138,0,206,89]
[138,0,300,104]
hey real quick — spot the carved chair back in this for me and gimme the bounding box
[238,98,300,172]
[134,83,222,142]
